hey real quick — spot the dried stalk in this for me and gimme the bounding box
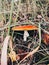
[1,36,10,65]
[19,46,40,64]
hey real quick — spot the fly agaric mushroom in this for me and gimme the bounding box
[12,25,38,41]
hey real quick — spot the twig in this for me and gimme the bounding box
[41,28,49,35]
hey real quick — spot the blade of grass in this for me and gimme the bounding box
[35,56,49,65]
[15,0,21,22]
[8,0,14,35]
[38,23,41,46]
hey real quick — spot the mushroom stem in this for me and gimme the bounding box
[23,31,29,41]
